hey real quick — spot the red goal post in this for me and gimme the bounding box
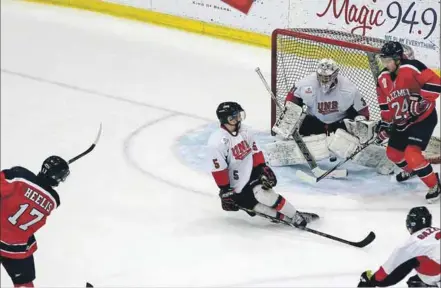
[270,28,440,164]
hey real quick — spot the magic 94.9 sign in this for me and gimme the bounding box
[291,0,440,68]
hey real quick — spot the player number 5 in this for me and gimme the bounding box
[8,204,45,231]
[212,159,220,169]
[233,170,239,180]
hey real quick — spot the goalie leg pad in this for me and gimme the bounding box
[352,144,396,175]
[328,128,360,159]
[264,134,330,166]
[272,101,304,139]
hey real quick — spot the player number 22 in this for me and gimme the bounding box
[8,204,44,231]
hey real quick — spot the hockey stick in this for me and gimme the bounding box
[254,67,347,180]
[313,141,373,183]
[238,207,376,248]
[68,123,102,164]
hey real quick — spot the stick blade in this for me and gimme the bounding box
[94,123,103,145]
[352,231,376,248]
[296,170,318,183]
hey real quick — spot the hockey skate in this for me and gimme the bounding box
[396,170,417,182]
[292,211,319,228]
[425,173,440,203]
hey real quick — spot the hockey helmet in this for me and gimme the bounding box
[316,59,339,94]
[216,102,246,125]
[406,206,432,234]
[38,155,70,187]
[380,41,404,59]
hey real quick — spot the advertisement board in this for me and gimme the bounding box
[289,0,440,68]
[150,0,289,34]
[105,0,152,10]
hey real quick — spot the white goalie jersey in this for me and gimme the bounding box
[291,73,368,123]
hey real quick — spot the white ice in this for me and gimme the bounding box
[1,1,440,287]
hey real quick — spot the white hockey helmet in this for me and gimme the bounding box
[316,58,339,94]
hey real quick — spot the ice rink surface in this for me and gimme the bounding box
[1,1,440,286]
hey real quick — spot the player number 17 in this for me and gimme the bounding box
[8,204,45,231]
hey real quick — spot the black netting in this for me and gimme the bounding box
[272,28,414,127]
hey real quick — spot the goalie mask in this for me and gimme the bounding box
[316,59,339,94]
[216,101,246,131]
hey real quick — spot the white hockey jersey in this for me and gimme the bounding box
[207,125,265,193]
[374,226,440,286]
[292,73,368,124]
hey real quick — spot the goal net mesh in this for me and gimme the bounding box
[271,28,416,127]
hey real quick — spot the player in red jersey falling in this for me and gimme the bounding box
[375,41,441,203]
[0,156,70,287]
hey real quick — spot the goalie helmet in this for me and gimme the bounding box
[380,41,404,59]
[316,58,339,94]
[216,102,246,128]
[38,156,70,187]
[406,206,432,234]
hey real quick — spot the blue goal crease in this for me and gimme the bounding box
[174,123,423,195]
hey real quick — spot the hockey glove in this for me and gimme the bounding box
[409,94,431,117]
[357,270,376,287]
[259,165,277,190]
[219,187,239,212]
[374,120,391,144]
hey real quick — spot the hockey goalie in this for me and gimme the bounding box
[266,58,396,175]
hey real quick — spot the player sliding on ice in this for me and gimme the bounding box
[358,206,440,287]
[266,58,398,176]
[374,41,440,203]
[207,102,318,227]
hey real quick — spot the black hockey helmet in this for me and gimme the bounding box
[216,102,245,125]
[380,41,404,59]
[406,206,432,234]
[38,156,70,187]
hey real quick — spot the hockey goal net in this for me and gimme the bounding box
[271,28,440,164]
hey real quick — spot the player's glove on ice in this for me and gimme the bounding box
[374,120,391,144]
[259,165,277,190]
[409,93,431,117]
[357,270,376,287]
[219,187,239,212]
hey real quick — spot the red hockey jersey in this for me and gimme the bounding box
[0,166,60,259]
[376,59,440,131]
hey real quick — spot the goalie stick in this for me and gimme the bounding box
[238,207,376,248]
[68,123,102,164]
[254,67,347,181]
[299,139,375,183]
